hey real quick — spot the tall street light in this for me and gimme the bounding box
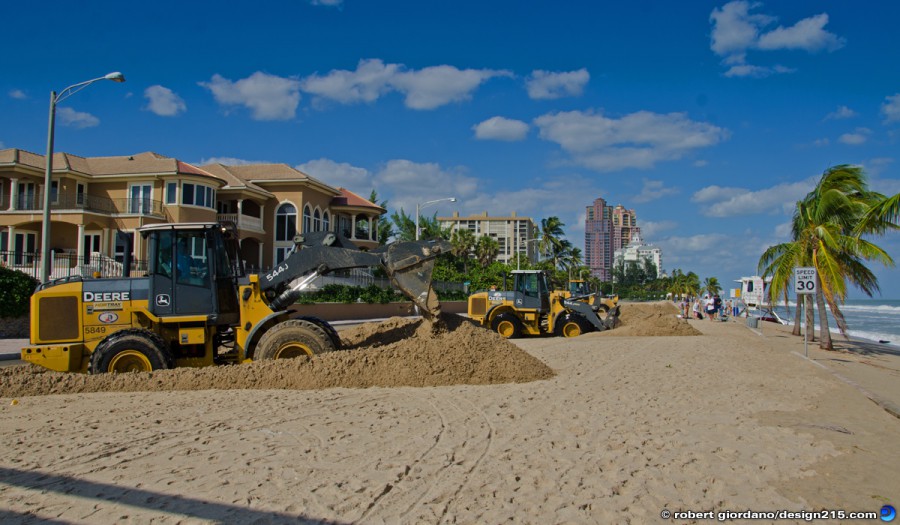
[41,72,125,283]
[415,197,456,241]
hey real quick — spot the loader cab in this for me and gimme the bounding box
[141,223,242,324]
[511,270,551,312]
[569,280,592,297]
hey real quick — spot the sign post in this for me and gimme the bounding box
[795,267,818,357]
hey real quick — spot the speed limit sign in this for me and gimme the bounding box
[795,267,817,295]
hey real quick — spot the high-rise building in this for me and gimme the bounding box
[438,211,538,265]
[584,198,641,281]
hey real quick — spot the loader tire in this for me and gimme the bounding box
[292,315,341,350]
[596,304,609,315]
[90,329,174,374]
[555,314,592,338]
[255,319,336,360]
[491,313,522,339]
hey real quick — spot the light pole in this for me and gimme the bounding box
[517,238,542,270]
[41,72,125,283]
[415,197,456,241]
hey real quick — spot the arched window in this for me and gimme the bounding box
[313,209,321,232]
[323,211,330,232]
[303,205,312,233]
[275,203,297,242]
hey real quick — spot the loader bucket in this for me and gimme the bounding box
[378,239,450,327]
[604,305,621,330]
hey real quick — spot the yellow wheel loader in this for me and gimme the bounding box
[566,279,619,315]
[22,223,450,373]
[467,270,620,339]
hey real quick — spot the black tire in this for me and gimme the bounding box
[491,313,522,339]
[90,328,174,374]
[596,304,610,315]
[254,319,336,360]
[292,315,341,350]
[555,314,592,338]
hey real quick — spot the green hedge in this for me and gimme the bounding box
[297,284,467,304]
[0,266,39,318]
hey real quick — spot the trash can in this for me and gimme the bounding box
[746,317,759,329]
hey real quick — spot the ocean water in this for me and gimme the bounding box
[769,299,900,349]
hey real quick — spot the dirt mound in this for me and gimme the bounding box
[0,314,555,398]
[601,301,701,337]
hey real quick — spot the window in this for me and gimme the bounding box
[303,205,312,233]
[166,182,177,204]
[76,183,86,206]
[129,184,152,214]
[313,209,321,232]
[275,247,292,264]
[50,181,59,204]
[323,211,330,232]
[275,203,297,242]
[180,183,217,209]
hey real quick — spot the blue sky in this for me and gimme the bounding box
[3,0,899,298]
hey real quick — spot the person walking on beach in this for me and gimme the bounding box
[692,298,702,319]
[704,294,716,321]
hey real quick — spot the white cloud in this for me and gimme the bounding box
[472,116,529,141]
[882,93,900,124]
[393,65,509,109]
[824,105,857,120]
[8,89,26,100]
[692,178,815,217]
[632,179,679,203]
[300,59,509,110]
[639,220,677,240]
[296,158,373,190]
[658,233,731,253]
[864,157,895,178]
[691,185,747,203]
[200,72,302,121]
[57,107,99,129]
[310,0,342,6]
[693,160,709,168]
[774,221,793,239]
[373,159,479,215]
[144,85,186,117]
[534,109,729,172]
[525,69,590,100]
[838,127,871,145]
[709,1,844,77]
[300,59,398,105]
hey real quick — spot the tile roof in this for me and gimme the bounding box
[332,187,385,212]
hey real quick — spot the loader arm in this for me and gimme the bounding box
[263,232,450,322]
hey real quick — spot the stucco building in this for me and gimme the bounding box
[0,148,384,278]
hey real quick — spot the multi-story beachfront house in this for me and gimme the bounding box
[0,148,384,279]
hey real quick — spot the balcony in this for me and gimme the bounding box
[3,193,164,217]
[217,213,263,232]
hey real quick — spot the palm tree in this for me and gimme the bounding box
[559,246,584,279]
[703,277,722,296]
[474,235,500,268]
[449,227,476,273]
[759,165,895,349]
[538,216,566,263]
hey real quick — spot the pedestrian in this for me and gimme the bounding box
[704,294,716,321]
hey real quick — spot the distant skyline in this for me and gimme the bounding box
[2,0,898,297]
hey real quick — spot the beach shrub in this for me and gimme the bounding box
[0,266,39,318]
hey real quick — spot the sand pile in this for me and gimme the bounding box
[600,301,701,336]
[0,314,554,398]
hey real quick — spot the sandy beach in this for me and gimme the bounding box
[1,303,899,524]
